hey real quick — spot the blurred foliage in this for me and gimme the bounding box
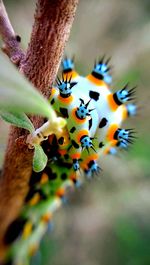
[0,0,150,265]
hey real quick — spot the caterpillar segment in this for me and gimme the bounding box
[3,56,137,265]
[4,161,81,265]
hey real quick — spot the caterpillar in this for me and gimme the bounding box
[3,56,137,265]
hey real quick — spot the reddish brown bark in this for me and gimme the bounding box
[0,0,78,260]
[22,0,78,95]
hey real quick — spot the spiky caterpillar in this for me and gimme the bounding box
[3,57,137,265]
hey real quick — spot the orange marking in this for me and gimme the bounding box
[70,153,81,159]
[76,129,89,143]
[80,154,99,169]
[87,74,107,86]
[63,70,79,80]
[121,105,128,120]
[103,147,110,155]
[70,173,77,181]
[29,193,40,206]
[50,87,57,97]
[42,212,52,223]
[58,149,67,156]
[23,222,32,239]
[70,173,80,184]
[103,141,117,155]
[71,108,86,124]
[112,139,118,146]
[107,94,118,111]
[107,124,118,141]
[56,187,65,197]
[58,94,73,104]
[48,134,55,144]
[29,244,39,256]
[40,173,49,184]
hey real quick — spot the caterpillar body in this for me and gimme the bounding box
[3,56,137,265]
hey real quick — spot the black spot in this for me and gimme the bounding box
[89,118,93,130]
[89,91,100,101]
[59,162,72,169]
[71,140,79,149]
[44,167,57,181]
[51,98,55,105]
[88,160,95,168]
[63,68,72,73]
[80,135,87,142]
[4,217,27,245]
[64,154,69,160]
[49,172,57,181]
[59,108,69,118]
[61,173,67,180]
[58,137,64,145]
[16,35,21,42]
[72,178,77,185]
[99,142,105,148]
[92,71,104,80]
[99,118,108,128]
[70,127,76,133]
[114,129,119,140]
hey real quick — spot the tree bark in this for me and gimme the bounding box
[0,0,78,260]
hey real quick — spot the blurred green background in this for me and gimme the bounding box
[0,0,150,265]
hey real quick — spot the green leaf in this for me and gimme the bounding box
[0,111,34,133]
[33,144,48,172]
[0,53,57,120]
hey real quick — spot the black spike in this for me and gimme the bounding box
[72,55,75,63]
[94,59,97,68]
[79,98,85,104]
[99,54,105,64]
[85,99,91,108]
[69,74,72,83]
[62,73,64,82]
[86,147,89,154]
[89,108,95,113]
[105,57,111,65]
[56,76,61,85]
[70,82,77,88]
[91,145,97,153]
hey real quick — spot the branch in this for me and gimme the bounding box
[21,0,78,94]
[0,0,78,260]
[0,0,25,66]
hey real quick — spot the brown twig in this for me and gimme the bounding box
[0,0,25,66]
[0,0,78,261]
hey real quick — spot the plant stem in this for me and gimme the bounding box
[0,0,25,66]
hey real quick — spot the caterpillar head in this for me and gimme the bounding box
[113,84,136,105]
[92,56,112,84]
[76,99,93,119]
[56,75,77,98]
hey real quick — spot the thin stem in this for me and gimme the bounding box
[0,0,25,66]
